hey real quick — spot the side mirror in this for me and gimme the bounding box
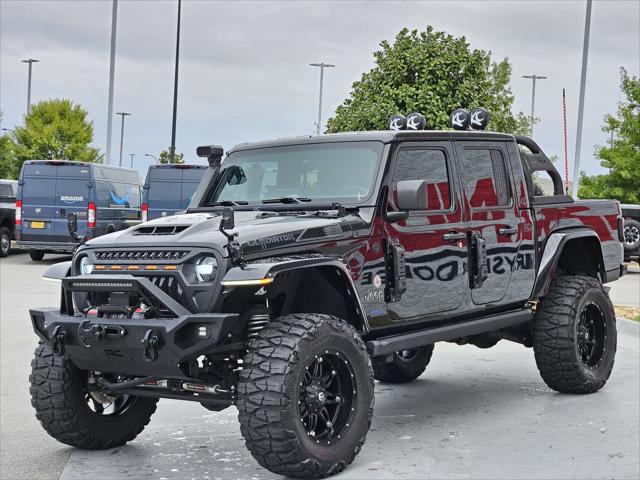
[67,213,78,236]
[396,180,428,211]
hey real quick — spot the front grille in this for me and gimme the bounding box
[94,250,189,261]
[148,275,186,305]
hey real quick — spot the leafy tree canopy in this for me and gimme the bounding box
[0,132,18,179]
[13,99,102,170]
[579,68,640,203]
[159,148,185,164]
[327,26,530,135]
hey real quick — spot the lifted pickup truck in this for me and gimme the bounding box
[29,125,625,478]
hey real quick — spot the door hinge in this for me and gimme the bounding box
[470,233,488,289]
[384,239,406,303]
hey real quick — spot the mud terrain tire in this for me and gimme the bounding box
[237,314,375,478]
[29,343,158,449]
[532,275,616,394]
[372,345,434,384]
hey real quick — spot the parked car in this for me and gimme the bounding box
[142,164,207,222]
[29,123,625,478]
[16,160,142,260]
[621,204,640,262]
[0,179,18,257]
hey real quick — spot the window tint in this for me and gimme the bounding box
[96,181,141,209]
[461,149,511,208]
[394,149,451,211]
[0,184,14,197]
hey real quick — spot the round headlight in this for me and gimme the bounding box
[80,256,94,275]
[195,256,216,282]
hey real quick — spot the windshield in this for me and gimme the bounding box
[204,141,383,206]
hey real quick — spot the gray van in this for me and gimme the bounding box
[16,160,141,260]
[142,164,206,221]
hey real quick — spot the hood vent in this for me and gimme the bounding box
[297,224,342,241]
[133,225,189,236]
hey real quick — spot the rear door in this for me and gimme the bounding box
[146,167,183,220]
[53,164,91,239]
[180,167,205,209]
[19,164,61,242]
[455,140,521,305]
[385,141,468,320]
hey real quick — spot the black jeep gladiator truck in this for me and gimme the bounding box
[29,125,625,478]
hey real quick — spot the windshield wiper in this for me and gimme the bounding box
[262,196,312,204]
[211,200,249,206]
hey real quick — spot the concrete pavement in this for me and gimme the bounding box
[1,251,639,480]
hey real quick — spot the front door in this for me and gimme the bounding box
[385,142,468,320]
[455,141,521,305]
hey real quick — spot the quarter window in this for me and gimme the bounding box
[394,149,451,211]
[461,149,511,208]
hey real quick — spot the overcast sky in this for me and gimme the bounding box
[1,0,638,178]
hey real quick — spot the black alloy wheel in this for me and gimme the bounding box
[299,350,356,445]
[576,302,607,368]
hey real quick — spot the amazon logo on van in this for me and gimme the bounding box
[60,195,84,204]
[109,189,131,206]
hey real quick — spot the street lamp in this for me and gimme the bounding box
[115,112,131,167]
[522,74,547,137]
[1,128,16,137]
[129,153,135,168]
[310,62,335,135]
[22,58,39,114]
[144,153,159,164]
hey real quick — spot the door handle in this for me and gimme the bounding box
[443,231,466,242]
[498,226,517,236]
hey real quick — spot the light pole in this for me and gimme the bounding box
[169,0,182,163]
[310,62,335,135]
[144,153,159,164]
[106,0,119,165]
[572,0,592,198]
[115,112,131,167]
[522,74,547,137]
[22,58,39,114]
[129,153,135,168]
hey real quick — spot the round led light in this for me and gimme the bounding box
[80,256,94,275]
[195,256,216,282]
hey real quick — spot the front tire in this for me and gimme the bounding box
[532,275,616,394]
[237,314,374,478]
[29,343,158,449]
[372,345,434,384]
[0,226,10,257]
[29,250,45,261]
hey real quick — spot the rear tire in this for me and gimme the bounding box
[623,219,640,253]
[29,250,45,261]
[0,227,10,257]
[372,345,434,384]
[532,275,616,394]
[237,314,374,478]
[29,343,158,449]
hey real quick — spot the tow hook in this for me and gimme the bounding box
[78,321,126,348]
[141,329,162,362]
[49,325,67,355]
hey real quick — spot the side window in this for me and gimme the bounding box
[96,181,141,209]
[394,149,451,211]
[461,149,511,208]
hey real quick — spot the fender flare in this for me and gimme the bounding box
[222,257,369,333]
[42,260,72,283]
[532,228,604,298]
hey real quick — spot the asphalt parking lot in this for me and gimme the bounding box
[1,250,639,480]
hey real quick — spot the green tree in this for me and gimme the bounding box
[13,99,102,171]
[0,132,18,179]
[327,26,530,134]
[158,148,185,164]
[579,68,640,203]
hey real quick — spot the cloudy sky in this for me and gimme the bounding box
[1,0,638,178]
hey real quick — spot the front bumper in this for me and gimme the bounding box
[30,308,238,377]
[29,274,239,378]
[17,240,78,253]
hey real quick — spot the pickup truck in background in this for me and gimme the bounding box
[0,179,18,257]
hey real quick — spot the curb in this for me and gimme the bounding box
[617,317,640,336]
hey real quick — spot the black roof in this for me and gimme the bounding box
[228,130,515,153]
